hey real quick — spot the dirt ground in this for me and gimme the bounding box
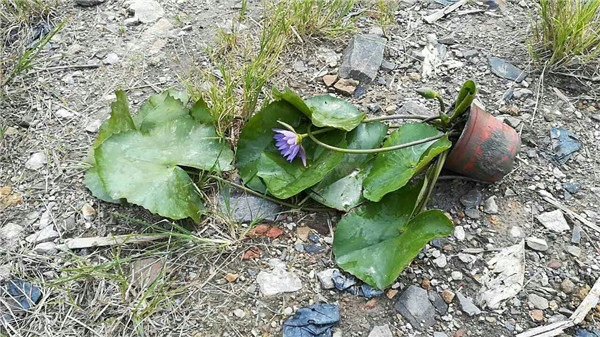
[1,0,600,336]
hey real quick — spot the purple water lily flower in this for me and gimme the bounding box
[273,128,307,167]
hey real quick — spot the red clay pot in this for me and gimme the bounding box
[444,103,521,182]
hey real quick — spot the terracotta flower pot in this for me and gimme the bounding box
[444,103,521,182]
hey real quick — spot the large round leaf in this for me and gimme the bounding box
[310,122,388,210]
[236,101,305,193]
[133,91,191,132]
[333,182,454,289]
[257,129,346,199]
[363,123,451,202]
[274,88,365,131]
[95,117,233,221]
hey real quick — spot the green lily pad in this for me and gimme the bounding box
[95,117,233,222]
[236,100,305,193]
[133,91,191,132]
[274,87,365,131]
[333,182,454,289]
[94,90,136,147]
[363,123,451,202]
[310,122,388,211]
[257,129,346,199]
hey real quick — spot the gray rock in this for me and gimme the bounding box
[368,324,392,337]
[339,34,385,83]
[292,60,307,72]
[75,0,104,6]
[34,242,58,255]
[398,101,435,117]
[536,210,570,232]
[526,237,548,251]
[456,292,482,316]
[561,279,575,294]
[434,333,449,337]
[463,50,478,59]
[317,269,337,290]
[394,286,436,331]
[460,189,482,208]
[438,35,456,45]
[566,245,581,258]
[25,152,47,170]
[381,59,396,72]
[513,88,533,99]
[483,196,498,214]
[465,208,481,219]
[219,192,280,223]
[488,57,527,82]
[528,293,549,310]
[256,259,302,296]
[124,0,164,24]
[428,291,448,315]
[26,225,59,244]
[572,225,582,244]
[0,223,24,248]
[451,271,463,280]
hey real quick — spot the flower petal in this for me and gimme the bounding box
[299,147,307,167]
[288,146,299,162]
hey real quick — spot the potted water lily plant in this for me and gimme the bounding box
[236,80,520,289]
[85,80,520,290]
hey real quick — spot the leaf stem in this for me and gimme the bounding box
[307,124,446,154]
[415,150,448,214]
[363,114,433,123]
[209,175,331,212]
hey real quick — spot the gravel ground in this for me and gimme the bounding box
[1,0,600,336]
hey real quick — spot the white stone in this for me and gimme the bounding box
[368,324,393,337]
[232,309,246,318]
[526,237,548,251]
[25,152,47,170]
[124,0,164,24]
[510,226,525,238]
[536,210,570,232]
[103,53,120,65]
[85,119,103,133]
[55,108,74,119]
[317,268,336,289]
[433,254,448,268]
[483,196,498,214]
[0,223,24,247]
[256,259,302,296]
[451,271,463,280]
[34,242,58,255]
[454,226,465,241]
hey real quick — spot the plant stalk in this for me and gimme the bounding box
[209,175,330,212]
[307,124,446,154]
[415,150,448,214]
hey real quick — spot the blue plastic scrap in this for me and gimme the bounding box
[1,280,42,324]
[550,128,581,165]
[575,329,600,337]
[332,270,357,291]
[283,304,340,337]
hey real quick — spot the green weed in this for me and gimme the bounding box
[182,0,358,138]
[530,0,600,68]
